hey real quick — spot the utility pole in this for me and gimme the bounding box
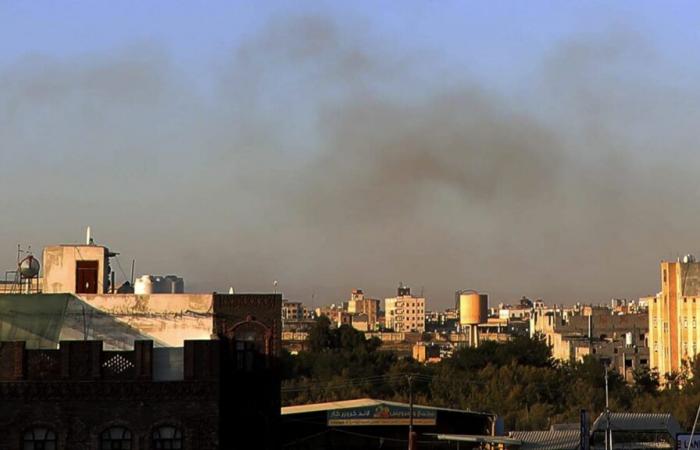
[604,366,612,450]
[407,374,415,450]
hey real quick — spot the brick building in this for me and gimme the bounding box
[0,293,282,450]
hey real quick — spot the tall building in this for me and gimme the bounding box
[650,256,700,377]
[384,285,425,332]
[346,289,380,330]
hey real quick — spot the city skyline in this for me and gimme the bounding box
[3,2,700,308]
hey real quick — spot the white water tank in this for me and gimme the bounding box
[134,275,154,295]
[134,274,184,294]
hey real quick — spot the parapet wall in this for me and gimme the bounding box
[0,340,221,382]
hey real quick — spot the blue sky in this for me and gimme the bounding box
[2,1,700,306]
[3,1,697,92]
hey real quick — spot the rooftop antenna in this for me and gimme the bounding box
[86,226,94,245]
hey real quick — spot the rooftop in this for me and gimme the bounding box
[509,430,580,450]
[591,412,682,436]
[282,398,493,417]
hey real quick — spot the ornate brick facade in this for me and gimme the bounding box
[0,340,219,449]
[0,293,283,449]
[213,293,282,450]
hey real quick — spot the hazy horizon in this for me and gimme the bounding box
[2,1,700,308]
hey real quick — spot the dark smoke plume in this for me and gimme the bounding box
[1,17,700,307]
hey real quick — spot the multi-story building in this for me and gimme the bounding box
[346,289,380,330]
[529,301,649,379]
[315,305,352,328]
[385,285,425,333]
[283,300,304,321]
[425,309,459,333]
[650,256,700,377]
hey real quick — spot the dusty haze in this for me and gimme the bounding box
[2,16,700,308]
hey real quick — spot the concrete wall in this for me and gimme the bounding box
[71,294,215,348]
[43,245,109,294]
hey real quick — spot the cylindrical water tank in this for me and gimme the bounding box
[153,276,167,293]
[458,290,488,325]
[134,275,154,295]
[19,256,41,279]
[165,275,184,293]
[625,332,633,347]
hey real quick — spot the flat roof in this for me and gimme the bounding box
[435,434,522,445]
[282,398,493,417]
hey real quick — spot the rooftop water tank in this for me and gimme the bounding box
[164,275,184,293]
[19,255,40,279]
[134,275,154,295]
[457,290,488,326]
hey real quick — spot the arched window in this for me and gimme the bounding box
[100,426,132,450]
[152,426,183,449]
[22,427,56,450]
[232,321,268,371]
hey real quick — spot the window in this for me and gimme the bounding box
[153,426,183,449]
[100,427,132,450]
[23,427,56,450]
[236,341,257,371]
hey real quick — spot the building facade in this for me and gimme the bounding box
[650,258,700,377]
[0,293,282,449]
[385,286,426,333]
[347,289,380,330]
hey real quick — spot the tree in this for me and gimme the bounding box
[632,367,660,394]
[308,315,334,352]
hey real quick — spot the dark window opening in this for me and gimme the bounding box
[100,426,132,450]
[153,426,183,449]
[23,427,56,450]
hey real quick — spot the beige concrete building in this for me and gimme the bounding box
[347,289,380,330]
[385,285,425,333]
[649,257,700,377]
[43,245,113,294]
